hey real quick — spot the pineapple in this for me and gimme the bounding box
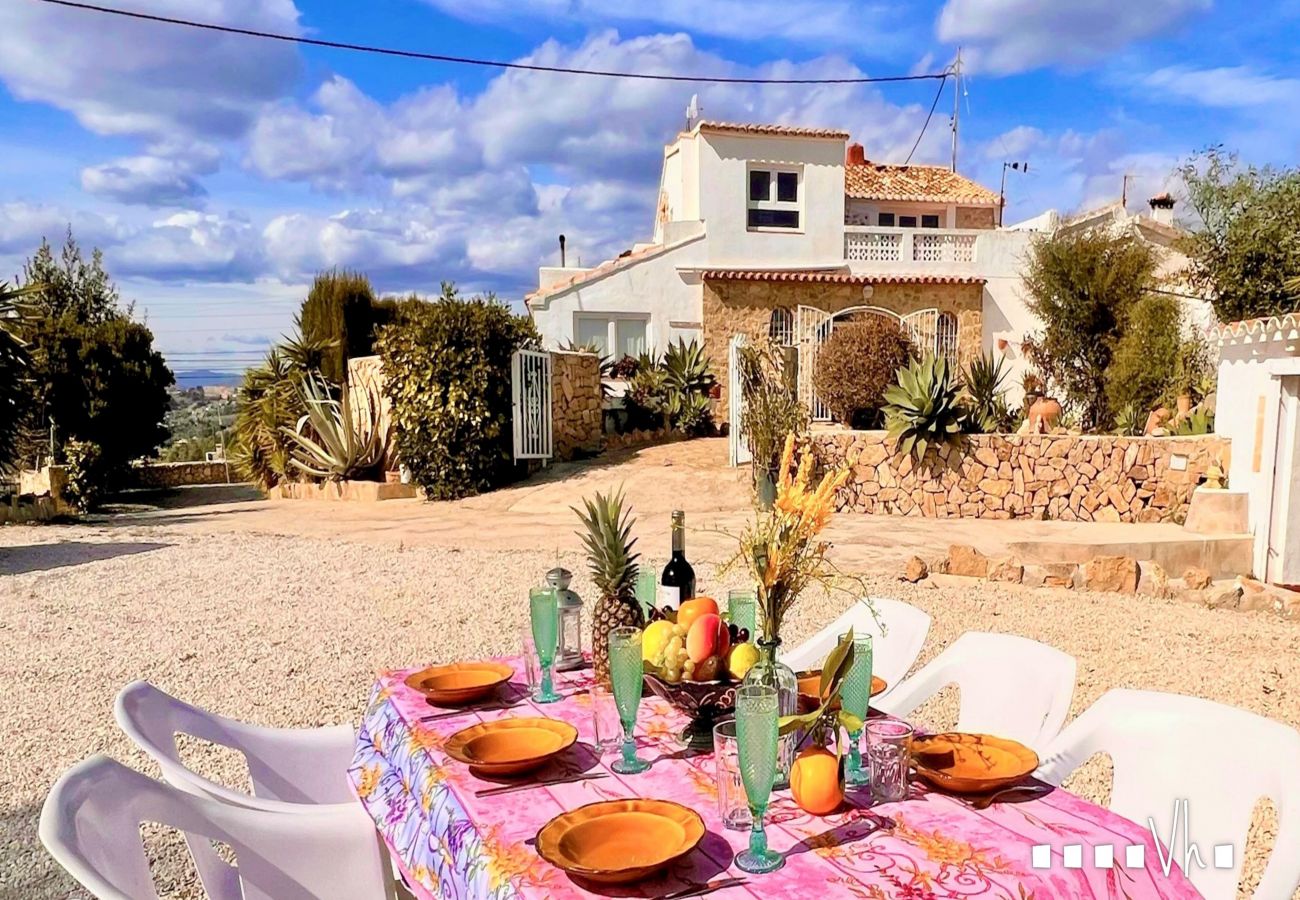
[574,488,645,687]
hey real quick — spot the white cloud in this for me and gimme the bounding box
[1141,66,1300,109]
[937,0,1211,73]
[81,155,209,208]
[417,0,906,49]
[0,0,301,140]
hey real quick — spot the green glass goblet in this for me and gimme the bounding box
[734,683,784,874]
[727,590,757,640]
[608,626,650,774]
[529,587,561,703]
[838,632,874,786]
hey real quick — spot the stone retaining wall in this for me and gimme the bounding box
[550,350,603,461]
[813,431,1230,523]
[131,461,234,488]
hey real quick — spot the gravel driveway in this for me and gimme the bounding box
[3,508,1297,897]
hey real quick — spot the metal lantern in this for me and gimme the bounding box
[547,567,585,671]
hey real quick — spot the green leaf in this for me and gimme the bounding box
[819,630,856,700]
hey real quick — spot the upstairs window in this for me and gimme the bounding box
[878,212,896,227]
[899,215,918,228]
[922,214,941,228]
[747,166,801,230]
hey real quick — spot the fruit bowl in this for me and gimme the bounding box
[642,673,738,750]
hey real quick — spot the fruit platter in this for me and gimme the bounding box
[640,597,761,749]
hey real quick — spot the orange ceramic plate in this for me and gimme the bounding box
[536,799,705,884]
[404,661,514,705]
[444,717,578,776]
[911,732,1039,794]
[796,670,887,710]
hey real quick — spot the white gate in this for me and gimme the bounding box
[511,349,553,460]
[902,308,941,365]
[796,305,833,422]
[728,335,752,467]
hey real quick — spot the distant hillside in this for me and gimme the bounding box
[173,368,246,390]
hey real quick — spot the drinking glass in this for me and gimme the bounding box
[734,684,784,874]
[529,587,561,703]
[635,568,659,618]
[838,632,874,786]
[866,718,914,803]
[590,684,622,755]
[608,626,650,774]
[712,719,752,831]
[727,590,757,639]
[520,625,540,693]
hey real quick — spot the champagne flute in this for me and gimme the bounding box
[734,684,784,874]
[727,590,757,639]
[608,626,651,774]
[839,632,873,786]
[529,587,561,703]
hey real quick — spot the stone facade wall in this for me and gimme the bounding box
[955,206,997,229]
[813,431,1231,523]
[131,461,234,488]
[703,279,983,424]
[348,355,398,471]
[550,350,604,461]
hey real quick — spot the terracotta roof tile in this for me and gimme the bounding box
[694,121,851,140]
[699,269,985,285]
[845,163,1000,205]
[1213,312,1300,342]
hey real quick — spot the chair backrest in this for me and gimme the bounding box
[781,597,931,693]
[1037,689,1300,900]
[40,755,395,900]
[875,631,1076,751]
[115,681,356,810]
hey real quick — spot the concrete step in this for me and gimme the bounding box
[1007,533,1254,580]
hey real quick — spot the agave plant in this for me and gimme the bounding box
[1173,407,1214,436]
[281,375,384,481]
[883,353,964,461]
[662,338,715,397]
[961,352,1010,433]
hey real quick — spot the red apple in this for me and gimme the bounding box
[686,613,731,664]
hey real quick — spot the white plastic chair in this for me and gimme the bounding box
[115,680,357,809]
[40,754,396,900]
[782,596,931,699]
[874,631,1076,752]
[1036,689,1300,900]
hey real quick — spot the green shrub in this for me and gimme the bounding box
[0,283,36,475]
[297,269,400,384]
[883,353,964,460]
[619,340,717,435]
[377,293,538,500]
[812,318,913,427]
[736,339,807,477]
[61,438,110,511]
[1105,294,1182,418]
[961,353,1013,434]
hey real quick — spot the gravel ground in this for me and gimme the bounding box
[2,523,1297,898]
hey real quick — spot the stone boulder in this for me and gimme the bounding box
[947,544,989,578]
[1183,567,1213,590]
[902,556,929,584]
[1083,556,1139,594]
[987,557,1024,584]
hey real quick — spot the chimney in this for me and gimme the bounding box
[1148,192,1175,227]
[846,142,866,166]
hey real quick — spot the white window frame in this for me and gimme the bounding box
[746,164,803,232]
[573,312,650,359]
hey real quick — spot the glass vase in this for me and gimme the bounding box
[741,638,798,789]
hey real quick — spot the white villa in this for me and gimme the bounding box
[525,119,1202,422]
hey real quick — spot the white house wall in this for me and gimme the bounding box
[529,234,708,354]
[696,132,845,269]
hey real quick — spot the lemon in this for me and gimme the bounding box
[642,620,675,663]
[726,642,760,680]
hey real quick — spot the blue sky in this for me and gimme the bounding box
[0,0,1296,376]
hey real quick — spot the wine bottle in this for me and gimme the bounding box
[659,509,696,610]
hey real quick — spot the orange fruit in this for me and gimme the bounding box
[790,747,843,815]
[676,596,719,631]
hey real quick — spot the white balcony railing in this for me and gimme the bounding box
[844,227,979,266]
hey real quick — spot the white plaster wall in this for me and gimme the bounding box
[695,132,846,268]
[530,233,707,355]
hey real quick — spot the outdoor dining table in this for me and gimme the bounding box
[349,659,1202,900]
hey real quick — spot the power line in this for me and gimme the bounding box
[904,72,949,165]
[36,0,950,86]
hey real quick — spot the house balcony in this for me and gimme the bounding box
[843,226,981,272]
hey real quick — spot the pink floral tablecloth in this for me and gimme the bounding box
[349,661,1201,900]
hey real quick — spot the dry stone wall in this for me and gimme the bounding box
[131,461,234,488]
[813,431,1231,523]
[550,350,603,461]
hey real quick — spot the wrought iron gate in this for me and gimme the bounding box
[511,349,553,460]
[728,335,753,467]
[796,305,833,422]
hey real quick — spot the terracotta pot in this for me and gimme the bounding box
[384,470,402,484]
[1027,397,1062,433]
[1176,393,1193,417]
